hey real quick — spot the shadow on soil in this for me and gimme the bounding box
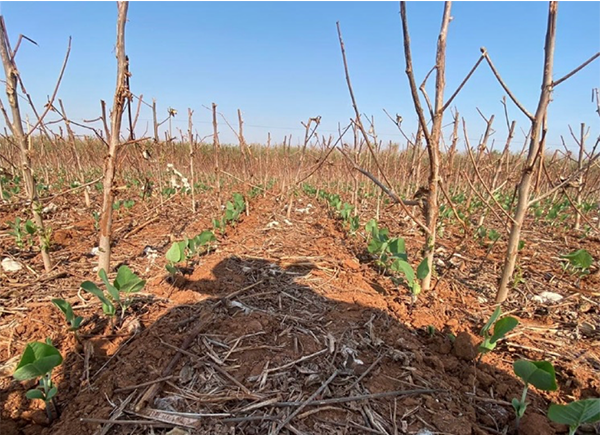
[1,255,560,435]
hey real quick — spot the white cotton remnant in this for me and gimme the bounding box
[295,203,314,214]
[266,221,279,229]
[166,164,191,191]
[416,430,434,435]
[532,291,563,304]
[1,257,22,272]
[229,300,252,314]
[42,202,58,215]
[90,247,101,256]
[143,246,159,273]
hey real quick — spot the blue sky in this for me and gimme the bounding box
[0,1,598,152]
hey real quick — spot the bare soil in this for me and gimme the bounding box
[1,190,599,435]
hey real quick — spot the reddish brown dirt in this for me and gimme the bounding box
[1,190,598,435]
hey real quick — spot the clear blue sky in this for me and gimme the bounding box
[0,1,598,152]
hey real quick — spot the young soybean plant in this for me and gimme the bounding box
[478,306,518,360]
[81,265,146,325]
[165,230,216,276]
[51,299,83,338]
[548,398,600,435]
[365,219,429,298]
[512,359,557,429]
[13,340,63,422]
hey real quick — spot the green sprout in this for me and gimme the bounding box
[366,219,428,297]
[224,193,246,224]
[81,265,146,324]
[13,340,63,422]
[478,306,518,359]
[560,249,593,276]
[51,298,83,336]
[512,360,557,429]
[165,230,216,276]
[8,217,36,249]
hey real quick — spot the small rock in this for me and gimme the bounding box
[532,291,563,304]
[1,257,22,272]
[453,331,478,361]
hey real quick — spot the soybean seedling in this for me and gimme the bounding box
[224,193,246,225]
[548,398,600,435]
[512,360,557,429]
[8,217,36,249]
[560,249,593,277]
[165,230,216,276]
[478,306,518,361]
[13,340,63,422]
[366,219,429,297]
[81,265,146,325]
[51,298,83,338]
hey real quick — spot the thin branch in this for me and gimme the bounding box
[463,119,516,224]
[528,140,600,208]
[11,34,38,60]
[419,65,436,121]
[336,21,394,190]
[337,145,432,235]
[24,37,71,137]
[481,47,534,121]
[400,3,432,145]
[553,52,600,87]
[442,54,485,112]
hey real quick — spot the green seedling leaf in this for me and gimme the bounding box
[115,265,146,295]
[98,269,120,302]
[368,238,385,255]
[391,259,415,283]
[166,242,184,263]
[416,258,430,280]
[488,229,500,241]
[513,360,557,391]
[388,238,407,259]
[365,219,378,237]
[233,193,245,210]
[13,342,63,381]
[166,264,179,275]
[479,338,496,354]
[512,398,528,418]
[71,316,83,330]
[490,316,518,344]
[80,281,116,316]
[561,249,593,271]
[548,399,600,434]
[51,298,74,322]
[25,220,36,235]
[481,306,502,336]
[196,230,216,246]
[46,386,58,401]
[186,237,196,254]
[26,389,45,400]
